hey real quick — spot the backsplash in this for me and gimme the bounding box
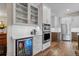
[11,25,42,39]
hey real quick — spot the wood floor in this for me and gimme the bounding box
[35,41,78,56]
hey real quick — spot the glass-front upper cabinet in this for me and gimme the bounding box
[30,5,38,25]
[13,3,28,24]
[13,3,38,25]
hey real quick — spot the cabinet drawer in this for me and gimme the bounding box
[0,39,7,45]
[0,35,6,39]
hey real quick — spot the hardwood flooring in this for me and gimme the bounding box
[35,41,77,56]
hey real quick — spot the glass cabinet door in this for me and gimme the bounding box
[30,5,38,25]
[15,3,28,24]
[14,3,38,25]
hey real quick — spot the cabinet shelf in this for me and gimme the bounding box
[20,3,28,7]
[13,3,38,25]
[16,8,28,15]
[16,17,28,23]
[31,10,38,14]
[15,3,28,24]
[31,14,38,17]
[16,3,28,10]
[30,5,38,25]
[16,16,27,21]
[31,6,38,11]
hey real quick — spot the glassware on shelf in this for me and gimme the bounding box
[31,6,38,24]
[0,21,6,33]
[15,3,28,24]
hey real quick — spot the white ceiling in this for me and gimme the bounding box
[45,3,79,17]
[1,3,79,17]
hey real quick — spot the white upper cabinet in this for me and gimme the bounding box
[43,5,51,24]
[47,8,51,24]
[13,3,38,25]
[13,3,28,24]
[30,4,38,25]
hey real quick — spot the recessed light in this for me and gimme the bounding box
[66,9,70,11]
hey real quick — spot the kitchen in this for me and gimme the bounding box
[0,3,79,56]
[4,3,51,56]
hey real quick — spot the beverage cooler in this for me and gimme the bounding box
[15,37,33,56]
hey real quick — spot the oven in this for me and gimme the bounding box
[42,24,50,44]
[43,31,50,43]
[43,24,50,31]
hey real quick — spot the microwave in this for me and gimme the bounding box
[43,24,50,31]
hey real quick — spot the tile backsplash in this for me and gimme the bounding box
[11,25,42,39]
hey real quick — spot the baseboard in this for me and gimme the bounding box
[62,40,71,41]
[34,47,50,56]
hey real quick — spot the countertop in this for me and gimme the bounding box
[77,33,79,35]
[11,25,42,40]
[51,28,79,32]
[0,33,7,35]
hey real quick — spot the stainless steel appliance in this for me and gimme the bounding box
[42,24,50,43]
[43,24,50,31]
[43,31,50,43]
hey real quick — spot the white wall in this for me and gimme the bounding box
[0,4,7,17]
[7,3,14,56]
[51,16,60,28]
[51,15,79,32]
[0,4,7,33]
[71,16,79,28]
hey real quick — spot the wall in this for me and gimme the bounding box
[51,16,61,28]
[71,16,79,28]
[0,4,7,33]
[51,15,79,32]
[0,4,7,17]
[45,3,79,32]
[7,3,14,56]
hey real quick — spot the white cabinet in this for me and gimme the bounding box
[43,5,51,24]
[13,3,28,24]
[43,41,51,50]
[30,5,38,24]
[13,3,38,25]
[33,35,42,55]
[47,8,51,24]
[43,6,47,23]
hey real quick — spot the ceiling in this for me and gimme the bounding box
[1,3,79,17]
[45,3,79,17]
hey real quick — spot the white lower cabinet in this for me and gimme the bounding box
[43,41,51,50]
[33,35,42,55]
